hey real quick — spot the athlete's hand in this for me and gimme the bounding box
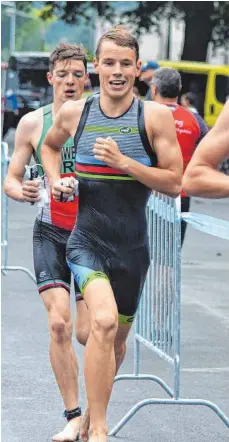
[51,176,76,202]
[22,180,40,203]
[93,137,127,169]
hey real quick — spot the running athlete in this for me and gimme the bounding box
[4,43,90,442]
[151,67,208,246]
[183,100,229,198]
[41,26,183,442]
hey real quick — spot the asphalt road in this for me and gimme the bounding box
[2,131,229,442]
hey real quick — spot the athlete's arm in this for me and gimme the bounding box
[4,113,40,203]
[41,103,71,184]
[147,103,183,196]
[183,101,229,198]
[41,100,82,197]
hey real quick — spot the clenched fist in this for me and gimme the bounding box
[51,176,78,202]
[93,136,127,169]
[22,180,40,203]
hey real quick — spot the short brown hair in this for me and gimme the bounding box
[49,43,88,72]
[96,25,139,60]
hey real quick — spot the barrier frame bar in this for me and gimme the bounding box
[109,192,229,437]
[1,142,36,283]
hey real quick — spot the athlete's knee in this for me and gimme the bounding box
[50,315,72,345]
[76,323,90,346]
[91,311,118,343]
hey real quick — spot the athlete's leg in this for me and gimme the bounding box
[75,298,91,442]
[80,323,132,442]
[41,287,81,441]
[68,242,147,441]
[83,278,118,442]
[114,323,132,371]
[75,295,90,346]
[33,221,82,441]
[81,247,148,440]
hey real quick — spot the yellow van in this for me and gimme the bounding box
[158,61,229,127]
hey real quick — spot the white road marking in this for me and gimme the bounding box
[181,367,229,373]
[184,295,229,327]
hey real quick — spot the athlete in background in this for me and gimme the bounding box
[151,67,208,246]
[4,43,89,442]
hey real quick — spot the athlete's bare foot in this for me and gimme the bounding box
[88,432,107,442]
[88,426,107,442]
[52,417,81,441]
[88,438,107,442]
[80,408,90,442]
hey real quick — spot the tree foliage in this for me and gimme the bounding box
[17,1,115,24]
[121,1,229,60]
[211,1,229,49]
[16,1,229,61]
[119,1,166,35]
[15,8,57,52]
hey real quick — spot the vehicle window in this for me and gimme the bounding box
[134,78,149,97]
[89,72,100,92]
[215,75,229,104]
[9,56,49,71]
[5,69,20,92]
[18,69,49,90]
[178,73,208,117]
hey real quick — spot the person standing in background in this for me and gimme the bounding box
[151,67,208,246]
[140,60,159,100]
[181,92,198,114]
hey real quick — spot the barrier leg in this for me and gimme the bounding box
[109,198,229,438]
[114,374,174,398]
[1,142,37,286]
[109,398,229,436]
[1,266,36,284]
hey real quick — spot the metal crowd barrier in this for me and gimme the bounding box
[109,192,229,437]
[1,142,36,282]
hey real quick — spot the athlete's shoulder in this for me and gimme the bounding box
[144,100,173,118]
[60,98,87,118]
[143,101,174,132]
[16,107,43,134]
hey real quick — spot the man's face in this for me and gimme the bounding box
[181,95,188,107]
[47,59,88,103]
[140,69,155,84]
[93,41,141,100]
[150,84,157,100]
